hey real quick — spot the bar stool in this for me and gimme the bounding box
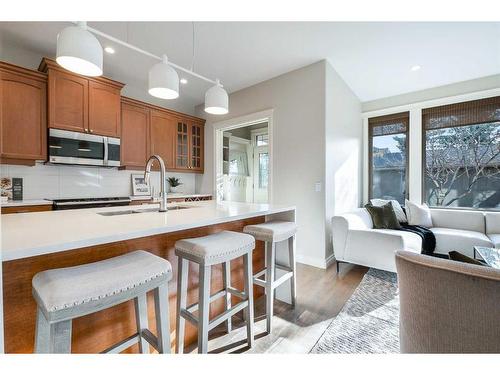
[243,220,297,333]
[175,230,255,354]
[32,250,172,354]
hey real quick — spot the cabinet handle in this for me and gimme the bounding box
[89,129,94,133]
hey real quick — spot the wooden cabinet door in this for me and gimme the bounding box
[48,69,88,132]
[175,120,190,170]
[190,122,204,172]
[89,81,121,137]
[121,102,150,169]
[150,110,176,170]
[0,69,47,161]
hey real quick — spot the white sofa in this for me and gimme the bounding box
[332,208,500,272]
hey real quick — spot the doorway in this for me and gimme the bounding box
[213,110,273,204]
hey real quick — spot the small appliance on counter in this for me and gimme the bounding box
[52,197,131,210]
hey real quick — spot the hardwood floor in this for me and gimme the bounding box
[185,261,368,353]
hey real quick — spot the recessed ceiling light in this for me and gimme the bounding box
[180,78,188,84]
[104,46,115,54]
[410,65,421,72]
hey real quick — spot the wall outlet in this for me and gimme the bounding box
[315,182,322,192]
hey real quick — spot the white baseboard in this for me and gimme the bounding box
[296,253,336,269]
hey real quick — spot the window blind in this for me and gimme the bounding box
[422,96,500,130]
[369,112,409,136]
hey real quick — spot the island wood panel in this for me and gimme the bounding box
[1,204,52,214]
[2,216,265,353]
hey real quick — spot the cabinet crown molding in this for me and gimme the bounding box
[38,57,125,90]
[0,60,47,82]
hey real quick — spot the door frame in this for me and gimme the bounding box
[212,109,274,203]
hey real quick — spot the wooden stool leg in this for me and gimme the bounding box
[265,242,276,334]
[222,261,232,333]
[50,319,72,353]
[135,294,150,354]
[243,253,255,348]
[34,307,50,353]
[154,282,171,354]
[198,265,211,354]
[176,257,189,354]
[288,235,297,307]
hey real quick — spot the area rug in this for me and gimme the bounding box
[310,268,400,353]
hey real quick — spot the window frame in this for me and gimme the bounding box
[368,111,410,202]
[421,99,500,211]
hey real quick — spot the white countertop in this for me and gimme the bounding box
[1,200,295,262]
[1,199,53,207]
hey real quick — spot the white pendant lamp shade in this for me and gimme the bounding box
[56,22,103,77]
[205,79,229,115]
[148,55,179,99]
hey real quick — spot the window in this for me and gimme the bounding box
[258,152,269,189]
[368,112,409,204]
[256,133,269,146]
[423,97,500,210]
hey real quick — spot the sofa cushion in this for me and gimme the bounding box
[371,199,407,223]
[485,212,500,234]
[365,202,401,229]
[488,234,500,249]
[430,208,485,233]
[430,227,494,258]
[405,200,433,227]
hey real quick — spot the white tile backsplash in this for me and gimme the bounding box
[0,162,196,200]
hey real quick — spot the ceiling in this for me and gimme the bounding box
[1,22,499,111]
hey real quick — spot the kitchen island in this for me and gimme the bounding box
[1,200,296,353]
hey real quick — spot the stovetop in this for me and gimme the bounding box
[52,197,131,203]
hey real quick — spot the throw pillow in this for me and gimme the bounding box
[365,202,401,229]
[370,198,407,223]
[405,199,433,227]
[448,251,485,266]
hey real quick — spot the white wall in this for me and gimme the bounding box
[325,61,362,261]
[196,60,363,268]
[196,61,328,268]
[0,163,196,200]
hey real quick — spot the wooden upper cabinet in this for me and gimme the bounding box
[175,120,190,170]
[47,69,88,132]
[120,101,150,169]
[150,110,176,170]
[39,58,124,137]
[190,122,204,172]
[0,62,47,164]
[89,81,121,137]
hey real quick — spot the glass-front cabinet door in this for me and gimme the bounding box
[175,120,189,169]
[190,123,203,171]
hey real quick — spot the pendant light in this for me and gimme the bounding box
[205,79,229,115]
[148,55,179,99]
[56,22,103,77]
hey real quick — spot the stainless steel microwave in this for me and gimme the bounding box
[48,129,120,167]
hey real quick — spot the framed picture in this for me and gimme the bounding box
[131,174,150,196]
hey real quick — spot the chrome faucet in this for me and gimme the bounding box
[144,155,167,212]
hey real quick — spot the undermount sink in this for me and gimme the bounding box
[98,206,192,216]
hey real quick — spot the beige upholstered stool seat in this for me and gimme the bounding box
[32,250,173,354]
[33,250,172,321]
[175,230,255,266]
[243,220,298,243]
